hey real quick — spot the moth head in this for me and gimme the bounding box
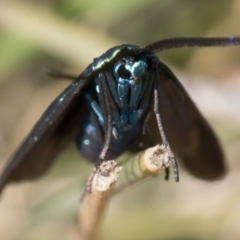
[114,57,149,85]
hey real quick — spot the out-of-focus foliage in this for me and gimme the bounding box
[0,0,240,240]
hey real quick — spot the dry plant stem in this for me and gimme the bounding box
[116,144,171,193]
[78,161,122,240]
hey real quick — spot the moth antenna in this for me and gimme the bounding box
[48,69,77,80]
[144,36,240,53]
[153,60,179,182]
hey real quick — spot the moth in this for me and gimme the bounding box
[1,37,240,194]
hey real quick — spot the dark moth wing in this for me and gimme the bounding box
[147,62,226,180]
[130,62,226,180]
[159,63,226,180]
[0,77,90,193]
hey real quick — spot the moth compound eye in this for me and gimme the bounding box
[129,60,147,77]
[115,63,131,79]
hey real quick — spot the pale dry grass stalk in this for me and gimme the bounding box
[78,161,122,240]
[78,145,170,239]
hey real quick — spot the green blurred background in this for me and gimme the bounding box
[0,0,240,239]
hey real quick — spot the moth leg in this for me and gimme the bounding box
[164,167,170,181]
[99,114,112,159]
[141,112,154,148]
[96,73,114,160]
[153,63,179,182]
[85,94,104,127]
[142,112,151,136]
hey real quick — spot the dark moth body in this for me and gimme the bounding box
[2,36,240,194]
[77,45,154,161]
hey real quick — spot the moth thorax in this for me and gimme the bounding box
[113,57,148,124]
